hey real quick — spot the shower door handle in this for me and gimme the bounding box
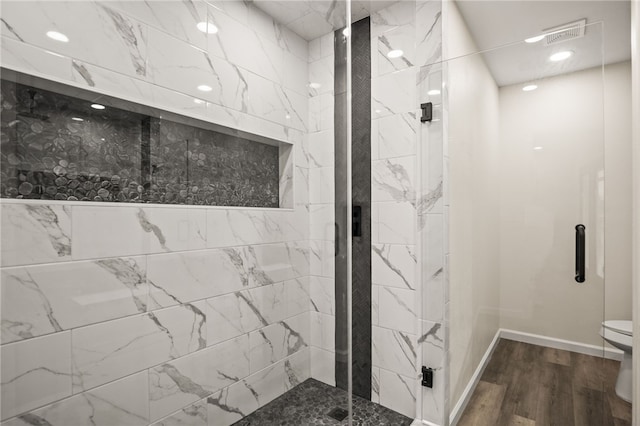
[575,224,585,283]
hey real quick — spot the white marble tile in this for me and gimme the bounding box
[72,302,206,392]
[371,119,380,161]
[372,156,416,203]
[1,332,72,420]
[1,203,71,267]
[285,277,310,317]
[308,96,322,133]
[308,56,334,97]
[1,257,147,344]
[377,201,416,245]
[309,276,335,315]
[419,320,445,425]
[70,60,157,107]
[147,27,248,113]
[371,0,415,37]
[371,366,381,403]
[379,369,417,418]
[286,13,335,42]
[296,134,311,169]
[206,363,284,425]
[372,243,416,290]
[423,214,444,322]
[376,112,418,159]
[205,284,285,346]
[208,9,283,85]
[72,206,206,260]
[309,204,334,241]
[416,0,443,67]
[280,143,295,209]
[108,0,208,50]
[0,1,148,78]
[147,247,249,309]
[149,335,249,422]
[207,209,284,247]
[310,346,335,386]
[150,400,207,426]
[246,72,307,131]
[4,371,149,426]
[284,347,310,390]
[249,313,308,373]
[0,38,72,81]
[378,287,417,334]
[377,25,416,76]
[206,0,251,26]
[308,130,334,168]
[247,243,303,285]
[295,167,310,207]
[319,32,335,59]
[310,312,335,352]
[372,326,416,377]
[284,51,309,96]
[309,167,334,205]
[309,37,322,62]
[372,285,380,326]
[319,93,334,132]
[372,68,416,118]
[309,239,335,278]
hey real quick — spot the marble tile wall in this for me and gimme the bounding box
[0,1,317,425]
[370,1,418,420]
[306,31,337,388]
[370,0,446,423]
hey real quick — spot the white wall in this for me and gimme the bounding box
[499,62,632,346]
[447,1,501,410]
[0,1,323,425]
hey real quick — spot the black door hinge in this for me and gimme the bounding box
[422,366,433,388]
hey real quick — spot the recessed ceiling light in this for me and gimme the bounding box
[193,98,206,104]
[533,146,543,150]
[525,35,544,43]
[387,49,404,58]
[71,117,84,121]
[197,85,213,92]
[196,22,218,34]
[522,84,538,92]
[427,89,441,96]
[309,82,322,89]
[549,51,573,62]
[46,31,69,43]
[90,103,105,110]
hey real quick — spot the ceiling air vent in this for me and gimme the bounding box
[543,19,587,46]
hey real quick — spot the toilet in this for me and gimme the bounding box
[599,320,633,403]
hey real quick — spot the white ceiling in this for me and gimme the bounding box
[253,0,632,86]
[455,0,632,86]
[251,0,396,40]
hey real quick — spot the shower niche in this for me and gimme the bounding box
[0,69,293,208]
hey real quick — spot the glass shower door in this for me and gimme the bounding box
[419,19,624,426]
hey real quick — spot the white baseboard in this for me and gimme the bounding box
[446,328,623,426]
[412,419,439,426]
[448,329,501,426]
[500,329,624,361]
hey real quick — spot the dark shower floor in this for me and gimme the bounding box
[232,378,414,426]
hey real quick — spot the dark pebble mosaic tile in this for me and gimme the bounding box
[0,75,279,207]
[233,379,414,426]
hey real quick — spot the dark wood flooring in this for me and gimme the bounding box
[458,339,632,426]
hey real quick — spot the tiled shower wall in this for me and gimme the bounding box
[305,32,337,387]
[369,0,446,423]
[0,1,318,425]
